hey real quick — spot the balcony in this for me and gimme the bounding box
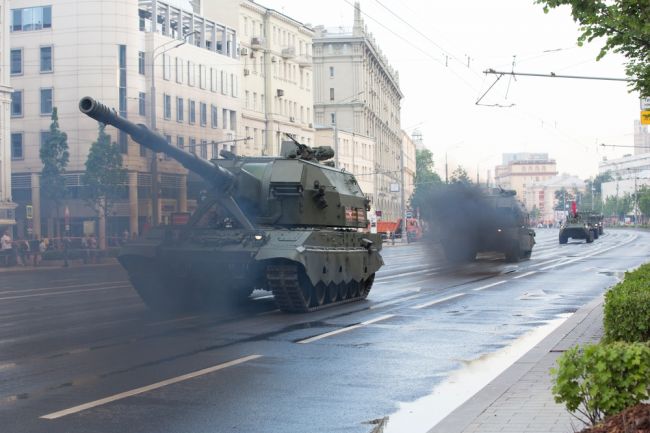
[297,54,312,68]
[251,37,264,50]
[281,46,296,59]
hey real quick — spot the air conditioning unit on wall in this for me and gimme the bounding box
[277,89,284,97]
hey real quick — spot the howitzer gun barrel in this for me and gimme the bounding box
[79,97,234,190]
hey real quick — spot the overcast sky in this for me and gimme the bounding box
[255,0,641,180]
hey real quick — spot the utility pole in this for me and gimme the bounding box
[400,140,407,243]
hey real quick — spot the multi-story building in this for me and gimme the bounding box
[633,119,650,155]
[238,1,314,157]
[0,0,16,232]
[402,131,416,209]
[599,153,650,201]
[314,126,375,198]
[494,153,558,209]
[10,0,241,239]
[312,2,403,220]
[524,174,585,224]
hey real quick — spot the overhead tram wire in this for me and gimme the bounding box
[340,0,482,95]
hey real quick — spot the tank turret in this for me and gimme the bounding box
[78,97,382,314]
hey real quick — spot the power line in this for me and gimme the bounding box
[483,69,633,82]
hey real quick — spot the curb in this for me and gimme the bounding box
[427,294,605,433]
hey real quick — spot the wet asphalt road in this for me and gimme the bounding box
[0,228,647,433]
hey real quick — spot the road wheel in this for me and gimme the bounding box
[522,250,532,259]
[586,231,594,243]
[593,230,599,240]
[559,235,568,244]
[338,282,349,300]
[310,282,326,307]
[505,247,522,263]
[359,274,375,299]
[325,283,339,304]
[347,280,361,298]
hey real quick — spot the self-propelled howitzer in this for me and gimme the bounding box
[79,97,383,313]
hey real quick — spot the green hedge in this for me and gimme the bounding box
[552,342,650,426]
[604,264,650,342]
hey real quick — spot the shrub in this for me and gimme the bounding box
[551,342,650,426]
[604,268,650,342]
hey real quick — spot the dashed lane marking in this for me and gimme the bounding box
[473,281,506,292]
[0,285,132,301]
[412,293,466,310]
[40,354,263,419]
[512,271,537,279]
[296,314,395,344]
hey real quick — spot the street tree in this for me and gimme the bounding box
[40,107,69,239]
[450,166,472,184]
[638,186,650,224]
[554,187,570,211]
[535,0,650,96]
[530,205,541,223]
[409,149,442,212]
[82,123,127,249]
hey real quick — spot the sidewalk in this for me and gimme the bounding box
[0,258,118,273]
[429,295,605,433]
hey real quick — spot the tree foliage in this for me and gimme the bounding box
[637,186,650,219]
[40,107,69,231]
[535,0,650,96]
[82,123,127,218]
[449,166,472,184]
[409,149,442,211]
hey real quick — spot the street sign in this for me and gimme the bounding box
[641,97,650,110]
[642,110,650,126]
[26,205,33,219]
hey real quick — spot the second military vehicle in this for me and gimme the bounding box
[431,186,536,263]
[559,203,596,244]
[79,97,383,314]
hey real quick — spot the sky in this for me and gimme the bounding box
[254,0,642,180]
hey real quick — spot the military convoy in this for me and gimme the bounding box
[79,97,383,314]
[558,200,604,244]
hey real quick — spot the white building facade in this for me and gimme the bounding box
[10,0,241,239]
[0,0,16,231]
[239,1,314,157]
[312,2,403,220]
[524,173,585,224]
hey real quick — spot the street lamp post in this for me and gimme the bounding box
[150,32,197,226]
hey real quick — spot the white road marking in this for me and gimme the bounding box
[412,293,466,310]
[530,257,565,268]
[376,268,437,282]
[512,271,537,279]
[369,294,422,309]
[40,354,263,419]
[0,281,130,296]
[0,285,131,301]
[473,281,506,292]
[541,235,638,271]
[296,314,394,344]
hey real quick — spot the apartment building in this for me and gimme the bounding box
[239,1,314,157]
[10,0,241,238]
[524,174,585,224]
[494,153,558,209]
[0,0,16,231]
[634,119,650,155]
[402,131,416,208]
[312,2,403,220]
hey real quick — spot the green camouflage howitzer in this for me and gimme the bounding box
[79,97,382,313]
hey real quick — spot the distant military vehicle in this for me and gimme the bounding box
[586,212,604,236]
[433,186,536,263]
[79,97,383,313]
[559,209,595,244]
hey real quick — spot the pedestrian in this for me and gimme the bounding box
[1,230,15,266]
[122,229,129,245]
[31,238,41,266]
[81,234,90,264]
[62,235,71,267]
[89,234,98,263]
[17,239,30,266]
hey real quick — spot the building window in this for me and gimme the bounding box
[140,144,147,157]
[189,138,196,154]
[163,54,171,80]
[211,105,218,128]
[119,131,128,154]
[40,131,51,147]
[177,136,184,150]
[138,92,146,116]
[176,58,184,83]
[329,88,334,101]
[331,112,336,124]
[138,51,145,75]
[11,91,22,117]
[163,94,171,119]
[11,133,23,160]
[10,6,52,32]
[164,135,172,160]
[230,111,237,131]
[222,109,228,129]
[188,100,196,124]
[40,88,53,115]
[329,66,334,77]
[188,61,195,86]
[200,102,207,126]
[118,45,127,117]
[200,140,208,159]
[40,46,53,72]
[176,97,184,122]
[10,49,22,75]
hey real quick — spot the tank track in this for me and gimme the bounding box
[266,264,373,313]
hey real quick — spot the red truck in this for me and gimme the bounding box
[375,218,423,241]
